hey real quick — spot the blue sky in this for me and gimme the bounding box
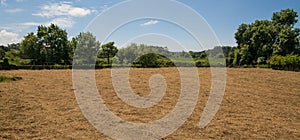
[1,0,300,51]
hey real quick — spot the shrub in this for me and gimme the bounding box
[132,53,176,68]
[195,59,210,67]
[133,53,160,68]
[270,55,300,71]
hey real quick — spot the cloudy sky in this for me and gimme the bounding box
[1,0,300,51]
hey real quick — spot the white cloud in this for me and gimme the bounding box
[33,2,92,18]
[1,24,30,33]
[15,0,25,2]
[21,22,41,26]
[0,30,20,45]
[20,18,75,28]
[1,0,7,6]
[47,17,75,28]
[141,20,159,26]
[5,8,23,13]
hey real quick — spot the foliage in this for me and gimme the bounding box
[0,46,8,60]
[72,32,101,65]
[116,43,171,64]
[20,33,39,64]
[233,9,300,66]
[37,24,70,64]
[269,54,300,71]
[4,49,30,66]
[194,59,209,67]
[133,53,162,68]
[20,24,71,65]
[133,53,179,68]
[206,46,231,58]
[189,50,207,59]
[98,42,118,65]
[272,9,298,26]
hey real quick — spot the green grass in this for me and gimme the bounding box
[0,75,22,82]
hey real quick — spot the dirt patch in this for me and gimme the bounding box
[0,68,299,139]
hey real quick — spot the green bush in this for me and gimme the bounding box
[256,64,270,68]
[195,58,226,67]
[134,53,160,68]
[195,59,210,67]
[157,58,175,67]
[173,60,194,67]
[51,64,71,69]
[270,55,300,71]
[132,53,172,68]
[257,57,266,65]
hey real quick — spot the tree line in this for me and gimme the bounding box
[190,9,300,71]
[1,9,299,71]
[0,24,118,69]
[230,9,300,70]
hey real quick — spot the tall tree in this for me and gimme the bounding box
[98,42,118,65]
[37,23,70,64]
[73,32,101,65]
[234,9,300,65]
[20,32,39,64]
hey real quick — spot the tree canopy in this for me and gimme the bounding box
[98,42,118,65]
[20,23,71,65]
[73,32,101,65]
[233,8,300,66]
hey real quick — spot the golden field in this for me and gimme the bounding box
[0,68,299,139]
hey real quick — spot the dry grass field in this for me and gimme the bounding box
[0,68,299,139]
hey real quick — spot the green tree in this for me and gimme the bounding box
[20,32,39,64]
[116,43,139,64]
[274,25,300,55]
[271,9,299,56]
[189,51,195,58]
[272,9,298,26]
[73,32,101,65]
[234,9,300,66]
[67,37,78,64]
[37,24,70,65]
[116,43,171,64]
[0,45,9,60]
[98,42,118,65]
